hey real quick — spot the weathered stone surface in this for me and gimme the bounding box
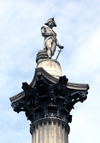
[37,59,62,78]
[30,118,70,143]
[36,50,48,64]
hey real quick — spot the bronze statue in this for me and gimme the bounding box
[41,18,64,59]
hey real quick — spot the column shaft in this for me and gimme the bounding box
[30,118,70,143]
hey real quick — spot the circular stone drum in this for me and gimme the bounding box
[37,59,62,78]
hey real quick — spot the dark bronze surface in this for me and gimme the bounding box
[11,74,88,123]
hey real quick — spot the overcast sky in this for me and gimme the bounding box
[0,0,100,143]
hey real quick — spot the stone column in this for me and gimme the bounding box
[30,118,70,143]
[10,65,89,143]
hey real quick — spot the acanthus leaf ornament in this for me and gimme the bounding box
[11,75,88,123]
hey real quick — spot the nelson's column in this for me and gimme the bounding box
[10,18,89,143]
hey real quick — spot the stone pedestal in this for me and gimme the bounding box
[30,118,70,143]
[37,59,62,78]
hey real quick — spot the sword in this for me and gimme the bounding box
[56,49,62,60]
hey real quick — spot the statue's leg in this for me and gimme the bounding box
[51,41,56,56]
[46,39,52,59]
[43,40,47,51]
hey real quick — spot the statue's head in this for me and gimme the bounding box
[44,18,57,27]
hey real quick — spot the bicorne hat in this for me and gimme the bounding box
[44,18,57,27]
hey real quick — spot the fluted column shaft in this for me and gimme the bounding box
[30,118,70,143]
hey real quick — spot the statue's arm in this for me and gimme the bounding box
[41,26,53,37]
[56,37,64,49]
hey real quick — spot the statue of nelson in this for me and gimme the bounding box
[41,18,64,59]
